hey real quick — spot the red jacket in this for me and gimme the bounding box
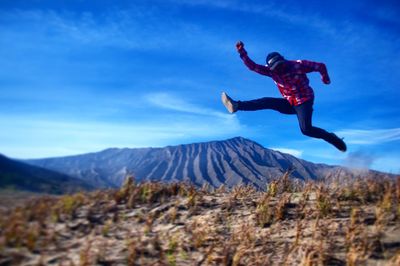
[239,48,329,106]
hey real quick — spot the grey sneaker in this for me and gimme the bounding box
[221,92,238,113]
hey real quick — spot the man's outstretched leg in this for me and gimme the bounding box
[221,92,296,114]
[294,101,347,152]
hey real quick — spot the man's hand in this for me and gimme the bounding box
[236,41,244,52]
[322,75,331,84]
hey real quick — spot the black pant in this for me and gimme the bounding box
[237,97,337,143]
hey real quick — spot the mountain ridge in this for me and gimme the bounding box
[0,154,94,194]
[22,136,386,190]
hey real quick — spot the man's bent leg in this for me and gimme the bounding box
[238,97,296,114]
[294,100,346,151]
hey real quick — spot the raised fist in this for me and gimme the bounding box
[322,75,331,84]
[236,41,244,51]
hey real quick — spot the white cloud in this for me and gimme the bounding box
[144,92,232,119]
[0,8,229,54]
[0,92,244,158]
[169,0,337,36]
[337,128,400,145]
[271,147,303,158]
[169,0,400,54]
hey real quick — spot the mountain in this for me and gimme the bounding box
[0,154,94,194]
[24,137,384,190]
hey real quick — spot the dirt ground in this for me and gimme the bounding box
[0,176,399,265]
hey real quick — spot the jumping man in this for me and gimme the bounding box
[222,41,347,152]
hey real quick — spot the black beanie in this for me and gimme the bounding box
[266,52,284,67]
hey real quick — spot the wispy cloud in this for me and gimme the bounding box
[0,9,165,50]
[271,147,303,158]
[337,128,400,145]
[0,90,244,158]
[143,92,243,138]
[144,92,232,119]
[168,0,338,37]
[0,8,229,53]
[169,0,399,54]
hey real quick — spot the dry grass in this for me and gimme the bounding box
[0,174,399,265]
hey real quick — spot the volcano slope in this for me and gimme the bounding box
[26,137,382,190]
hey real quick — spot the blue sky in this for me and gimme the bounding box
[1,0,399,173]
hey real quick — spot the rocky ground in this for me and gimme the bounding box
[0,174,399,266]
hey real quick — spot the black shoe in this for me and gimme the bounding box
[328,133,347,152]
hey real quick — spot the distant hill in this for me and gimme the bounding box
[24,137,389,190]
[0,154,94,194]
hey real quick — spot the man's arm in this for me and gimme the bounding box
[297,60,331,84]
[236,41,272,77]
